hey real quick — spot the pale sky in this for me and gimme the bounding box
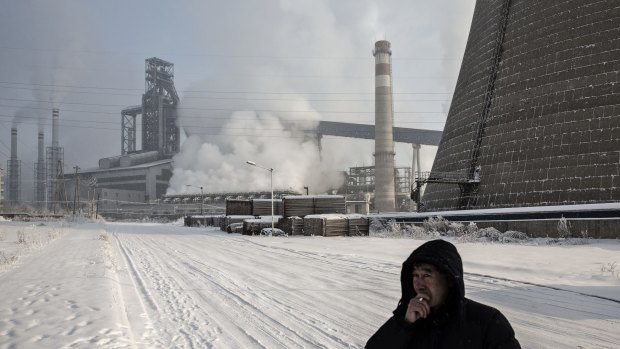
[0,0,476,198]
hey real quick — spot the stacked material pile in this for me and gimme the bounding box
[226,199,253,216]
[185,215,220,227]
[220,215,255,231]
[314,195,345,214]
[303,214,349,237]
[323,214,349,237]
[283,196,315,217]
[242,217,276,235]
[278,216,304,235]
[347,215,370,236]
[252,199,283,216]
[303,215,325,236]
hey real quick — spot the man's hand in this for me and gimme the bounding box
[405,296,430,324]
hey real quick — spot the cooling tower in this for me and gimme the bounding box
[373,40,396,212]
[423,0,620,211]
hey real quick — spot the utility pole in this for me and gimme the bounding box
[73,166,79,215]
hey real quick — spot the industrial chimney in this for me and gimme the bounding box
[35,131,46,206]
[47,108,64,210]
[6,127,21,204]
[52,108,59,148]
[373,40,396,212]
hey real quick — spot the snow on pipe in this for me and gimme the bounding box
[373,40,396,212]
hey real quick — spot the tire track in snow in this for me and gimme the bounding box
[170,246,354,349]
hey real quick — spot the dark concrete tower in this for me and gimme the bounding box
[423,0,620,210]
[373,40,396,212]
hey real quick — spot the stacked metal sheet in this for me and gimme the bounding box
[283,196,315,217]
[278,216,304,235]
[252,199,283,216]
[314,195,346,214]
[348,215,370,236]
[226,199,253,216]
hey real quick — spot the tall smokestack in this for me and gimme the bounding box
[7,127,20,204]
[11,127,17,160]
[38,131,44,162]
[373,40,396,212]
[35,131,46,206]
[52,108,59,147]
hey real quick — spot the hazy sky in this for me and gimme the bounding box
[0,0,476,198]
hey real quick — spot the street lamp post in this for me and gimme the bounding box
[246,160,274,233]
[185,184,204,216]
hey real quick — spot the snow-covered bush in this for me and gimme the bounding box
[465,222,479,234]
[0,251,18,266]
[500,230,528,243]
[477,227,502,241]
[557,216,571,238]
[423,216,450,234]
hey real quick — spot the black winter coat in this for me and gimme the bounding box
[366,239,521,349]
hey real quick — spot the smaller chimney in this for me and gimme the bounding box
[38,131,44,162]
[11,127,17,159]
[52,108,59,148]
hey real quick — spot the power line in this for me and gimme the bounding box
[0,81,452,96]
[0,103,447,116]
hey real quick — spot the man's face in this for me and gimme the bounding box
[412,263,450,308]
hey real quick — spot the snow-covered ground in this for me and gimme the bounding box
[0,219,618,348]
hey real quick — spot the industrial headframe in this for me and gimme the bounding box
[122,57,180,156]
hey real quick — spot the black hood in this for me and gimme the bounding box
[393,239,465,316]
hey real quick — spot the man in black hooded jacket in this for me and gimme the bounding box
[366,239,520,348]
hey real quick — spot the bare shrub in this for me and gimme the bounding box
[98,233,110,242]
[477,227,502,241]
[447,222,465,236]
[600,262,619,278]
[423,216,450,234]
[557,216,571,238]
[465,222,479,234]
[17,230,27,244]
[48,229,62,241]
[500,230,528,243]
[0,251,18,265]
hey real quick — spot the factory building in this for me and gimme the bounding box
[65,160,171,216]
[422,0,620,211]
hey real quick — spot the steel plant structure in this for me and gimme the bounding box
[421,0,620,211]
[122,57,180,156]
